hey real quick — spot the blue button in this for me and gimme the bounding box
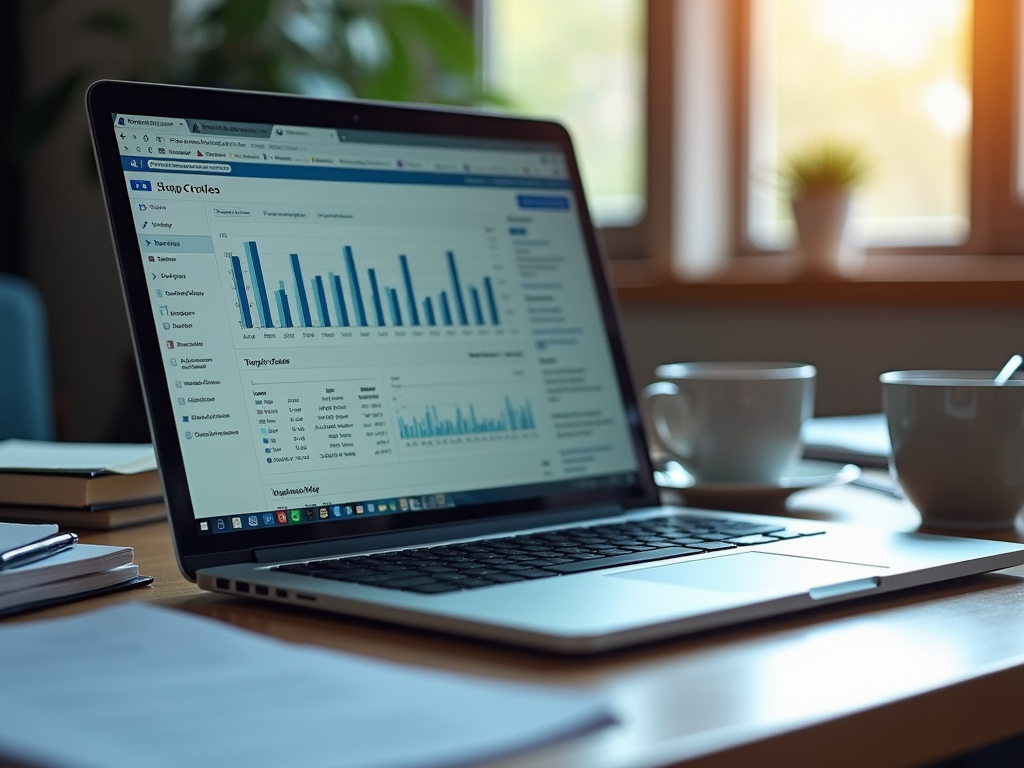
[130,180,152,191]
[517,195,569,210]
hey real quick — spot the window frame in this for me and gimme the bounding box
[630,1,1024,285]
[730,0,1024,259]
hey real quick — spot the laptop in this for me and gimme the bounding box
[87,80,1024,653]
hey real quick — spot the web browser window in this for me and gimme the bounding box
[111,113,638,536]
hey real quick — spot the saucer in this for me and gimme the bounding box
[653,459,861,512]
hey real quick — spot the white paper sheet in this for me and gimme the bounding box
[0,603,612,768]
[0,521,58,552]
[0,440,157,474]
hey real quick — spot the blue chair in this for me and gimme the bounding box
[0,274,55,440]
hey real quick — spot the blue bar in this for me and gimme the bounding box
[387,288,403,326]
[368,269,386,326]
[516,194,570,210]
[289,254,313,328]
[439,292,453,326]
[314,276,330,327]
[229,255,253,328]
[446,251,468,325]
[423,297,436,326]
[344,246,368,327]
[399,255,420,326]
[330,273,350,327]
[125,156,572,191]
[276,281,293,327]
[469,287,484,325]
[483,277,499,325]
[243,241,273,328]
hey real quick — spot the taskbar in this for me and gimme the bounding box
[195,471,639,536]
[198,491,451,535]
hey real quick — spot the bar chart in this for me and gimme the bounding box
[396,396,536,440]
[227,240,503,331]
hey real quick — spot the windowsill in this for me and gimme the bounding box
[612,253,1024,307]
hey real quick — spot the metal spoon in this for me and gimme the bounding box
[994,354,1023,385]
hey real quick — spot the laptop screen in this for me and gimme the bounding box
[108,110,641,537]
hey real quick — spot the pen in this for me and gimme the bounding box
[0,532,79,570]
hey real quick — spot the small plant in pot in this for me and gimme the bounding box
[780,141,872,278]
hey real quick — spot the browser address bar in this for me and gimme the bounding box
[147,160,231,173]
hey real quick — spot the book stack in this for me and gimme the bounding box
[0,522,152,616]
[0,440,165,530]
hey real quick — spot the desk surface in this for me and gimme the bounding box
[7,479,1024,768]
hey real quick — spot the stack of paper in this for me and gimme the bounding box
[0,522,151,616]
[0,440,165,529]
[0,603,612,768]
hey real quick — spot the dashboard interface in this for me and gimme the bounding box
[111,112,639,535]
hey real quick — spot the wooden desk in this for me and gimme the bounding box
[7,480,1024,768]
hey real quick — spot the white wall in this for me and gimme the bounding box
[620,304,1024,416]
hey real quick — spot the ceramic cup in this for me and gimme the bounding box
[642,362,816,483]
[881,370,1024,530]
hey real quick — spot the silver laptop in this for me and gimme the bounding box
[87,81,1024,653]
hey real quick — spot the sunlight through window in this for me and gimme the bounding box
[749,0,971,248]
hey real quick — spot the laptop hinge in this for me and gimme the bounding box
[252,503,626,564]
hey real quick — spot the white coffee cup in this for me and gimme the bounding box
[881,370,1024,529]
[642,362,816,483]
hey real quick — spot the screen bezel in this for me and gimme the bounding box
[86,80,659,578]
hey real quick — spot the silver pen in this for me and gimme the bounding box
[0,532,79,570]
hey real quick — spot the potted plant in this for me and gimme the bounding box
[779,141,872,278]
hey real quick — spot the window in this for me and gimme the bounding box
[488,0,1024,279]
[739,0,1024,262]
[747,0,972,249]
[483,0,646,229]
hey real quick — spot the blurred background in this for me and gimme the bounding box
[2,0,1023,443]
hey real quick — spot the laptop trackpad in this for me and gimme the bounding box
[615,552,884,596]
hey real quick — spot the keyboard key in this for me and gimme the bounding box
[377,576,442,589]
[516,569,559,579]
[406,582,463,594]
[719,524,787,536]
[486,572,528,583]
[727,534,781,546]
[693,541,736,551]
[770,530,804,540]
[457,577,500,588]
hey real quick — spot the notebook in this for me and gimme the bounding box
[86,80,1024,653]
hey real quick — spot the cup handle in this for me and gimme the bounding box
[642,381,693,462]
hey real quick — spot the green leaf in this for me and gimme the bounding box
[221,0,272,39]
[382,3,475,76]
[7,70,87,162]
[80,11,134,38]
[359,25,416,102]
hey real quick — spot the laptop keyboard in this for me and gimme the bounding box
[273,515,825,594]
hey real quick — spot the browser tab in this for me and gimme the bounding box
[187,119,274,138]
[115,114,190,133]
[269,125,339,143]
